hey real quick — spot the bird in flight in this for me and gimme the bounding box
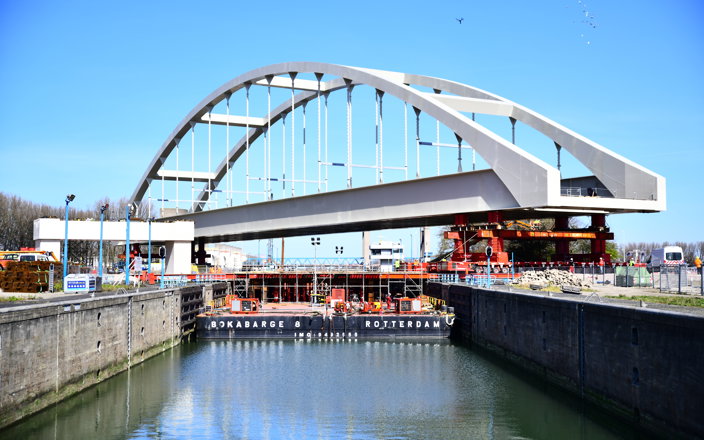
[456,17,464,24]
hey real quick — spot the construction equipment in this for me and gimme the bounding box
[231,298,260,314]
[361,301,382,313]
[425,212,614,275]
[334,301,351,314]
[396,297,422,314]
[0,248,59,271]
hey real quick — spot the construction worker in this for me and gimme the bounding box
[695,256,702,274]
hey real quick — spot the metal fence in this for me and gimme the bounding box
[651,265,703,294]
[514,265,703,295]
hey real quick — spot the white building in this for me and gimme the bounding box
[369,241,404,272]
[205,243,248,271]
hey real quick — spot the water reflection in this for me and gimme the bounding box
[1,340,649,439]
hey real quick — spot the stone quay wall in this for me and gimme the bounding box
[0,289,183,428]
[428,283,704,439]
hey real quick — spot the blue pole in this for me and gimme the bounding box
[63,199,70,281]
[99,207,105,279]
[147,218,152,275]
[160,248,165,289]
[487,255,491,288]
[125,205,131,285]
[511,252,515,281]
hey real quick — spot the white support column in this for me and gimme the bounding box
[245,83,251,204]
[414,107,421,178]
[266,76,273,200]
[472,112,476,171]
[190,122,195,211]
[302,101,307,195]
[175,138,180,209]
[404,103,408,180]
[225,93,232,206]
[420,227,431,263]
[263,128,268,202]
[207,105,212,208]
[362,231,370,268]
[436,119,440,176]
[161,170,165,214]
[35,240,61,258]
[324,92,329,192]
[455,133,463,173]
[378,90,384,184]
[316,73,323,193]
[346,80,354,188]
[289,72,297,197]
[281,114,286,198]
[434,89,441,176]
[375,91,379,184]
[165,241,193,274]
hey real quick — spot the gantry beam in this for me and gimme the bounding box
[199,113,267,127]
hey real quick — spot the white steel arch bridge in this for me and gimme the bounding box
[130,62,664,243]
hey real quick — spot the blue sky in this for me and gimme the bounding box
[1,0,702,258]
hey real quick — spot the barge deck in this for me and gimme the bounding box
[196,303,454,340]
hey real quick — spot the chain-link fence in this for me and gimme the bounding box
[515,265,703,295]
[651,265,703,294]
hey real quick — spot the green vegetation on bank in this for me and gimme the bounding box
[515,284,595,293]
[100,284,132,292]
[0,295,37,302]
[607,295,704,308]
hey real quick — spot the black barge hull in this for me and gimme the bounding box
[196,314,453,339]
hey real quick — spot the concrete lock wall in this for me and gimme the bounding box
[0,289,183,429]
[431,283,704,439]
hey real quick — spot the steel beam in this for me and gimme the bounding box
[169,170,519,242]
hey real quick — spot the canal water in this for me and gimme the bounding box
[1,340,653,440]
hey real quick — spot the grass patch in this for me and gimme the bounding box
[0,296,37,302]
[101,284,132,292]
[606,295,704,308]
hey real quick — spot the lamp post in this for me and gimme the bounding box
[63,194,75,281]
[147,217,154,275]
[125,205,131,285]
[335,246,343,269]
[486,246,493,288]
[99,204,108,279]
[159,246,166,289]
[311,237,320,302]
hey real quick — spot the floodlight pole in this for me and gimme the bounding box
[311,237,320,302]
[62,194,75,281]
[125,205,131,285]
[99,204,108,279]
[147,217,153,275]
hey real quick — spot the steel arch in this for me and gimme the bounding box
[130,62,664,214]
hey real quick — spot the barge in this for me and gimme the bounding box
[196,297,454,340]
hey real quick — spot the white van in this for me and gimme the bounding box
[648,246,685,268]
